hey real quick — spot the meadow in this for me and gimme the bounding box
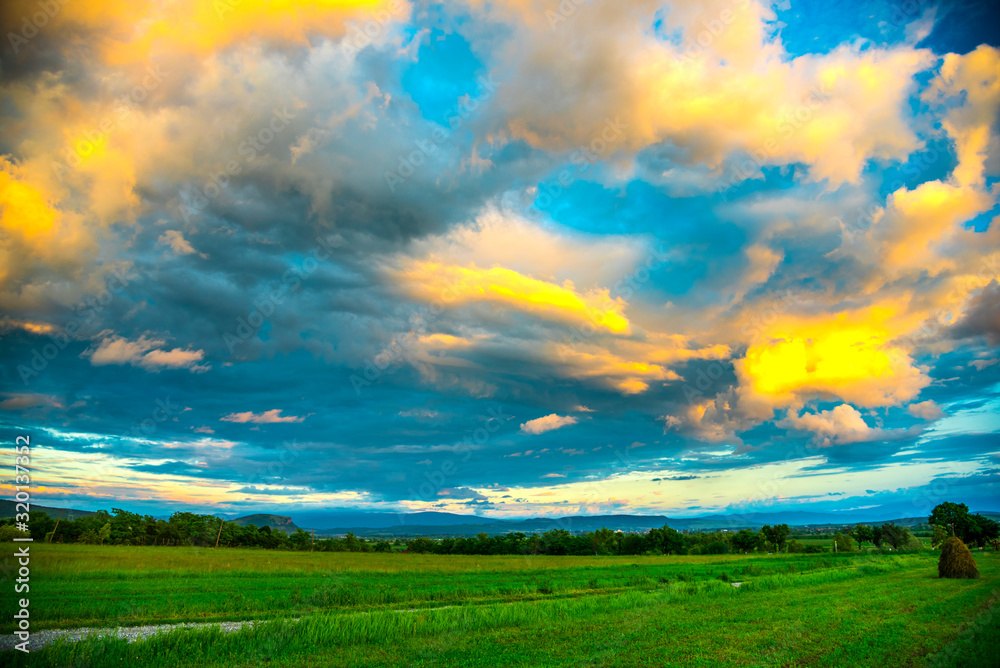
[2,545,997,667]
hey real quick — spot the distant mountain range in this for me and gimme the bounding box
[230,514,301,534]
[0,500,96,521]
[304,509,1000,537]
[5,503,998,538]
[304,510,1000,537]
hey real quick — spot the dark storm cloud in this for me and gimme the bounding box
[951,280,1000,344]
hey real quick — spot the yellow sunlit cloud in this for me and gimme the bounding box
[0,158,80,288]
[485,0,934,186]
[878,175,994,273]
[2,0,398,66]
[400,261,631,333]
[738,306,929,410]
[0,160,57,240]
[551,344,676,395]
[924,45,1000,189]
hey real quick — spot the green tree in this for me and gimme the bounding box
[761,524,791,553]
[648,525,686,555]
[732,528,761,554]
[879,523,908,549]
[589,527,616,555]
[704,541,728,554]
[110,508,145,545]
[540,529,573,555]
[928,502,972,540]
[879,523,921,551]
[620,532,646,555]
[406,537,435,553]
[931,524,949,548]
[966,514,1000,548]
[343,531,361,552]
[97,522,112,545]
[289,529,311,550]
[833,532,856,552]
[27,511,55,542]
[850,524,873,549]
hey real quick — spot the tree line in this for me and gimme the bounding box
[0,509,393,552]
[925,502,998,548]
[2,501,994,554]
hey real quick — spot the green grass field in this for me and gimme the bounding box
[3,545,997,667]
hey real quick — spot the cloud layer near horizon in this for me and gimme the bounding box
[1,0,998,518]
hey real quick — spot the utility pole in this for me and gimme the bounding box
[215,518,224,548]
[311,528,315,552]
[48,509,64,543]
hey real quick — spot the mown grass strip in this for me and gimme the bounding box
[10,553,996,668]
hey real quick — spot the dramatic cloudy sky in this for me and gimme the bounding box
[1,0,998,522]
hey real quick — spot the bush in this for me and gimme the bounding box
[896,528,923,552]
[833,532,857,553]
[704,542,727,555]
[938,536,980,579]
[0,524,30,541]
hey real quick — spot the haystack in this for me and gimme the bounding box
[938,536,979,579]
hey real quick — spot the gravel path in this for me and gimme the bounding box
[0,605,455,652]
[0,620,257,652]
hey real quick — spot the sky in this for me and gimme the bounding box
[0,0,998,523]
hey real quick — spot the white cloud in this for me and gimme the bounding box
[908,400,944,421]
[520,413,578,435]
[0,393,63,410]
[220,409,307,424]
[157,229,198,255]
[87,335,208,372]
[778,404,916,447]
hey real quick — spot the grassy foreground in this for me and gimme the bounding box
[2,545,997,667]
